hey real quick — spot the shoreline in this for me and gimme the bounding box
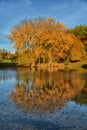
[0,62,87,71]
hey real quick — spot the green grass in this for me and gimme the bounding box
[3,59,12,63]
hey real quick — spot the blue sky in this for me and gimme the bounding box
[0,0,87,53]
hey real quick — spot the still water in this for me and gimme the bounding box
[0,68,87,130]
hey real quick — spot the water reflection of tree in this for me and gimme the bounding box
[11,70,87,113]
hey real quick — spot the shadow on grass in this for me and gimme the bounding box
[81,64,87,69]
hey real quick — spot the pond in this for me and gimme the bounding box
[0,68,87,130]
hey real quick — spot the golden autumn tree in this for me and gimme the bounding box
[57,33,86,61]
[8,17,85,67]
[8,20,36,66]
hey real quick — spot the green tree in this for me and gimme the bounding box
[69,25,87,55]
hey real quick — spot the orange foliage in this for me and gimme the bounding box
[8,18,85,66]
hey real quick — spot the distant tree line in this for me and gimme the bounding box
[0,49,16,62]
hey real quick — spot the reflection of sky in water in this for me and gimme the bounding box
[0,69,16,99]
[0,69,16,82]
[65,101,87,112]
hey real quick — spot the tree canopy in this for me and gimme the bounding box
[8,18,86,67]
